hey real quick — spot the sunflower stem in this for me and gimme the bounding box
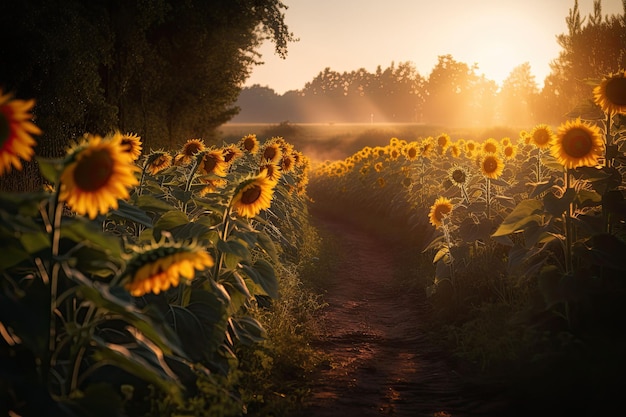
[213,206,232,281]
[44,192,64,386]
[486,177,491,220]
[564,169,574,276]
[536,147,542,183]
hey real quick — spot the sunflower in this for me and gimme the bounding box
[259,162,282,182]
[281,153,295,173]
[429,196,453,228]
[0,90,41,176]
[482,138,500,155]
[530,124,555,149]
[261,141,283,163]
[124,240,214,297]
[199,149,228,178]
[480,153,505,179]
[503,144,518,160]
[118,131,142,161]
[231,174,277,218]
[437,133,451,150]
[388,146,401,160]
[551,118,604,169]
[374,162,384,172]
[59,134,139,219]
[593,70,626,115]
[239,134,259,154]
[448,165,470,187]
[145,150,173,175]
[465,140,477,153]
[447,144,461,158]
[500,137,511,147]
[403,143,420,160]
[176,138,206,165]
[421,139,434,158]
[222,144,244,165]
[377,177,386,188]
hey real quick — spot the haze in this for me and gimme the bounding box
[245,0,625,94]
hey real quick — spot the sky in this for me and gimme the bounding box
[244,0,625,94]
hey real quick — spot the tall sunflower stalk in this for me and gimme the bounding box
[593,70,626,233]
[429,197,456,287]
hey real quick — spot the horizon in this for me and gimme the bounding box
[244,0,625,94]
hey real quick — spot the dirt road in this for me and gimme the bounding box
[298,215,499,417]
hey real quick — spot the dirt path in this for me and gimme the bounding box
[298,215,498,417]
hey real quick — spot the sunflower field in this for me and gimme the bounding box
[1,89,325,416]
[308,71,626,413]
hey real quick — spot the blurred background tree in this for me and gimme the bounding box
[0,0,294,154]
[539,0,626,122]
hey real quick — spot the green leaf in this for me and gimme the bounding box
[575,189,602,209]
[543,188,576,217]
[92,337,183,403]
[492,199,543,237]
[228,316,266,346]
[77,283,185,357]
[108,199,153,228]
[61,219,122,258]
[36,156,65,184]
[217,238,251,268]
[528,179,554,198]
[154,210,189,230]
[135,194,178,213]
[19,231,50,253]
[241,259,278,299]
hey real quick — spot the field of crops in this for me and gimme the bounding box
[2,71,626,416]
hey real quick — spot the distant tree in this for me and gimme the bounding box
[540,0,626,122]
[0,0,294,153]
[499,63,540,126]
[423,55,491,126]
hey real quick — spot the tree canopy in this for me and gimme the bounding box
[0,0,294,154]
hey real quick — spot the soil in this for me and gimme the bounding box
[298,213,504,417]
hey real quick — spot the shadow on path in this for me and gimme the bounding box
[298,214,503,417]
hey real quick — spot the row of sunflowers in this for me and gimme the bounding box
[1,88,315,415]
[308,71,626,408]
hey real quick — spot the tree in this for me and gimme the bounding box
[499,63,540,126]
[422,55,492,126]
[0,0,294,153]
[541,0,626,122]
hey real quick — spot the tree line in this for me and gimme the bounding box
[234,0,626,126]
[0,0,294,154]
[0,0,624,153]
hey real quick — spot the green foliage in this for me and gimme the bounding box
[0,0,295,152]
[1,122,321,416]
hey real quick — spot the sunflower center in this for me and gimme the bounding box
[408,148,417,158]
[435,205,451,220]
[452,169,466,183]
[203,156,217,173]
[0,112,9,145]
[74,149,114,191]
[562,128,593,158]
[264,147,277,160]
[484,143,497,153]
[605,77,626,106]
[241,185,262,204]
[483,157,497,173]
[184,143,202,156]
[243,138,255,151]
[121,139,133,152]
[533,130,551,145]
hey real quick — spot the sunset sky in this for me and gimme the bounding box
[245,0,625,94]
